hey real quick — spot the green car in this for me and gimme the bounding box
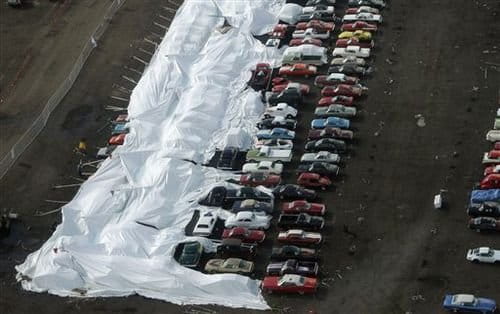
[178,242,203,268]
[204,258,254,275]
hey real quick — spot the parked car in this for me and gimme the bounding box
[109,133,126,145]
[314,73,359,87]
[257,117,297,130]
[482,150,500,164]
[217,147,239,170]
[307,0,336,5]
[279,63,318,77]
[266,259,319,276]
[274,184,317,200]
[466,247,500,264]
[249,63,271,90]
[292,28,330,40]
[468,217,500,232]
[282,45,328,66]
[343,13,382,23]
[205,258,254,275]
[321,84,364,97]
[480,174,500,189]
[348,0,386,9]
[318,95,354,107]
[277,229,322,245]
[328,64,372,76]
[297,172,332,190]
[297,11,335,22]
[308,127,354,140]
[271,81,310,95]
[225,211,271,230]
[242,161,284,175]
[263,103,298,119]
[216,238,256,259]
[332,46,371,58]
[282,200,326,216]
[222,227,265,243]
[271,245,319,261]
[198,186,273,208]
[341,21,378,32]
[301,151,341,164]
[467,202,500,218]
[442,294,497,314]
[231,199,274,215]
[336,36,374,48]
[338,30,372,41]
[305,138,347,153]
[192,211,217,237]
[295,19,335,31]
[346,6,380,14]
[245,146,292,163]
[315,104,357,118]
[483,165,500,176]
[240,173,282,187]
[297,162,340,177]
[262,274,318,295]
[254,138,293,150]
[111,123,128,135]
[289,37,323,47]
[311,116,350,130]
[270,24,290,39]
[177,241,203,268]
[302,5,335,14]
[256,128,295,140]
[330,56,367,66]
[267,88,302,107]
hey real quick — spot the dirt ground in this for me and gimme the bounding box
[1,0,500,314]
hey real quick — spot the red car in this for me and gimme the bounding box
[109,133,126,145]
[270,24,290,38]
[222,227,266,243]
[340,21,378,32]
[282,200,326,216]
[115,114,129,122]
[484,165,500,176]
[297,173,331,190]
[295,20,334,31]
[262,274,318,295]
[289,37,323,47]
[494,142,500,150]
[308,127,354,140]
[318,95,354,107]
[249,63,271,89]
[277,229,322,245]
[240,173,281,187]
[480,174,500,189]
[272,78,310,94]
[314,74,359,87]
[279,63,317,77]
[321,84,363,97]
[336,38,374,48]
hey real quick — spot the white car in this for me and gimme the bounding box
[292,28,331,39]
[482,152,500,165]
[242,161,284,175]
[466,247,500,263]
[348,6,380,14]
[301,151,341,164]
[332,45,371,58]
[192,211,217,237]
[343,13,383,23]
[266,38,281,48]
[224,211,271,230]
[330,56,367,66]
[254,139,294,150]
[263,103,298,119]
[303,5,335,14]
[486,130,500,142]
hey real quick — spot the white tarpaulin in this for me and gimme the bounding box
[16,0,286,310]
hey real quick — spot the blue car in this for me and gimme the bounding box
[112,123,129,135]
[256,128,295,140]
[443,294,497,313]
[311,117,350,130]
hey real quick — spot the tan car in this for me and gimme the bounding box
[204,258,254,275]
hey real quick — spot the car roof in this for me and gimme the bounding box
[478,247,491,254]
[236,211,254,219]
[453,294,475,304]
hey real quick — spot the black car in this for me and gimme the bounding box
[266,259,319,276]
[297,11,336,22]
[305,138,347,153]
[468,217,500,232]
[270,245,319,261]
[348,0,386,9]
[297,162,340,177]
[198,186,273,208]
[216,147,239,170]
[231,199,274,215]
[216,238,256,258]
[328,65,372,76]
[467,202,500,218]
[267,89,302,107]
[273,184,317,200]
[306,0,335,5]
[257,117,297,130]
[278,213,325,230]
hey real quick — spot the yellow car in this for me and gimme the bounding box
[338,30,372,41]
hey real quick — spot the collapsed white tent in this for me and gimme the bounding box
[16,0,287,309]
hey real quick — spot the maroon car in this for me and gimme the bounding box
[295,20,334,31]
[249,63,271,89]
[318,95,354,107]
[240,173,281,187]
[222,227,266,243]
[297,173,331,190]
[272,78,310,95]
[340,21,378,32]
[289,38,323,47]
[282,200,326,216]
[321,84,363,97]
[314,74,359,87]
[308,127,354,140]
[270,24,291,38]
[336,38,374,48]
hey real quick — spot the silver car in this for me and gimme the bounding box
[314,104,356,118]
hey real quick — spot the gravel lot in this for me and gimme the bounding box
[1,0,499,313]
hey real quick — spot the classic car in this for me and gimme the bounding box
[262,274,318,295]
[318,95,355,107]
[263,103,298,119]
[328,64,372,76]
[277,229,322,245]
[330,56,367,66]
[297,11,335,22]
[282,44,328,66]
[240,173,282,187]
[271,80,310,95]
[468,217,500,232]
[266,259,319,276]
[301,151,341,164]
[222,227,266,243]
[257,117,297,130]
[480,174,500,189]
[224,211,272,230]
[297,172,332,190]
[249,63,272,90]
[198,186,273,208]
[343,13,383,23]
[332,45,371,58]
[177,241,203,268]
[305,138,347,153]
[271,245,319,261]
[308,127,354,140]
[336,37,374,48]
[482,150,500,164]
[289,37,323,47]
[273,184,317,200]
[466,247,500,264]
[341,21,378,32]
[256,128,295,141]
[302,5,335,14]
[295,19,335,31]
[442,294,497,314]
[279,63,318,77]
[216,238,256,259]
[292,28,330,40]
[338,30,372,41]
[242,160,284,175]
[348,0,386,9]
[192,211,217,237]
[311,116,351,129]
[246,146,292,163]
[314,73,359,87]
[267,88,302,107]
[321,84,364,97]
[254,138,294,150]
[205,258,254,274]
[345,6,380,14]
[282,200,326,216]
[314,104,357,118]
[484,164,500,176]
[467,202,500,218]
[231,199,274,215]
[216,146,239,170]
[307,0,336,5]
[297,162,340,177]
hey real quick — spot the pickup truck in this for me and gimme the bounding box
[332,45,370,58]
[266,259,319,276]
[246,146,293,163]
[278,213,325,230]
